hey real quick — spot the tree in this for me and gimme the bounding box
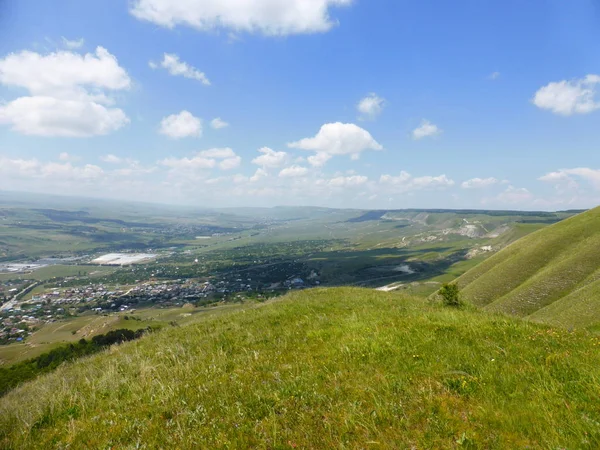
[439,283,461,307]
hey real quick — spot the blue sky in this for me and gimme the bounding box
[1,0,599,210]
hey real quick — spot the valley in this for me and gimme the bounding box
[0,193,580,359]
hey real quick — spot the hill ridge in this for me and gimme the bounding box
[455,206,600,328]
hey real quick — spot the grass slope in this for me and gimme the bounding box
[2,288,600,448]
[455,206,600,328]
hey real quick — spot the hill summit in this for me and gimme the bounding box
[2,288,600,448]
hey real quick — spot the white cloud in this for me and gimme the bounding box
[0,96,129,137]
[495,185,533,204]
[539,168,600,190]
[0,156,104,182]
[232,174,248,184]
[357,93,385,120]
[250,168,268,182]
[61,37,84,49]
[0,46,130,96]
[380,171,455,192]
[159,155,216,171]
[0,154,164,202]
[219,156,242,170]
[461,177,499,189]
[130,0,352,36]
[0,46,130,137]
[38,162,104,180]
[160,148,241,174]
[199,148,236,159]
[159,110,202,139]
[307,153,332,168]
[0,157,40,177]
[279,165,308,178]
[288,122,382,165]
[58,152,80,162]
[101,154,122,164]
[210,117,229,129]
[328,175,368,187]
[412,120,442,140]
[532,75,600,116]
[488,71,500,80]
[251,147,288,169]
[151,53,210,85]
[538,171,570,183]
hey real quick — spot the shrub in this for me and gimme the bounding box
[439,283,461,307]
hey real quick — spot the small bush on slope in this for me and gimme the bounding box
[2,288,600,449]
[439,283,461,307]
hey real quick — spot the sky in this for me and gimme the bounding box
[0,0,599,210]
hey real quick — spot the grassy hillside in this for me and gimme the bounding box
[454,206,600,329]
[2,288,600,448]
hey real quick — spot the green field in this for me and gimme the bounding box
[2,288,600,448]
[452,207,600,329]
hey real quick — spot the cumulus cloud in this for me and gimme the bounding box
[532,75,600,116]
[328,175,368,187]
[0,46,131,137]
[210,117,229,129]
[0,157,40,177]
[200,147,242,171]
[539,168,600,189]
[58,152,81,162]
[0,97,129,137]
[0,154,165,202]
[150,53,210,85]
[380,171,455,192]
[100,154,123,164]
[219,156,242,170]
[412,120,442,140]
[357,93,385,120]
[0,156,104,182]
[252,147,288,169]
[159,110,202,138]
[307,153,332,168]
[0,46,130,96]
[160,155,216,171]
[130,0,352,36]
[461,177,499,189]
[160,148,241,175]
[495,186,533,204]
[250,168,268,182]
[288,122,382,166]
[279,165,308,178]
[198,148,236,159]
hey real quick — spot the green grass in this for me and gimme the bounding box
[0,314,141,365]
[452,207,600,328]
[2,288,600,448]
[0,304,242,365]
